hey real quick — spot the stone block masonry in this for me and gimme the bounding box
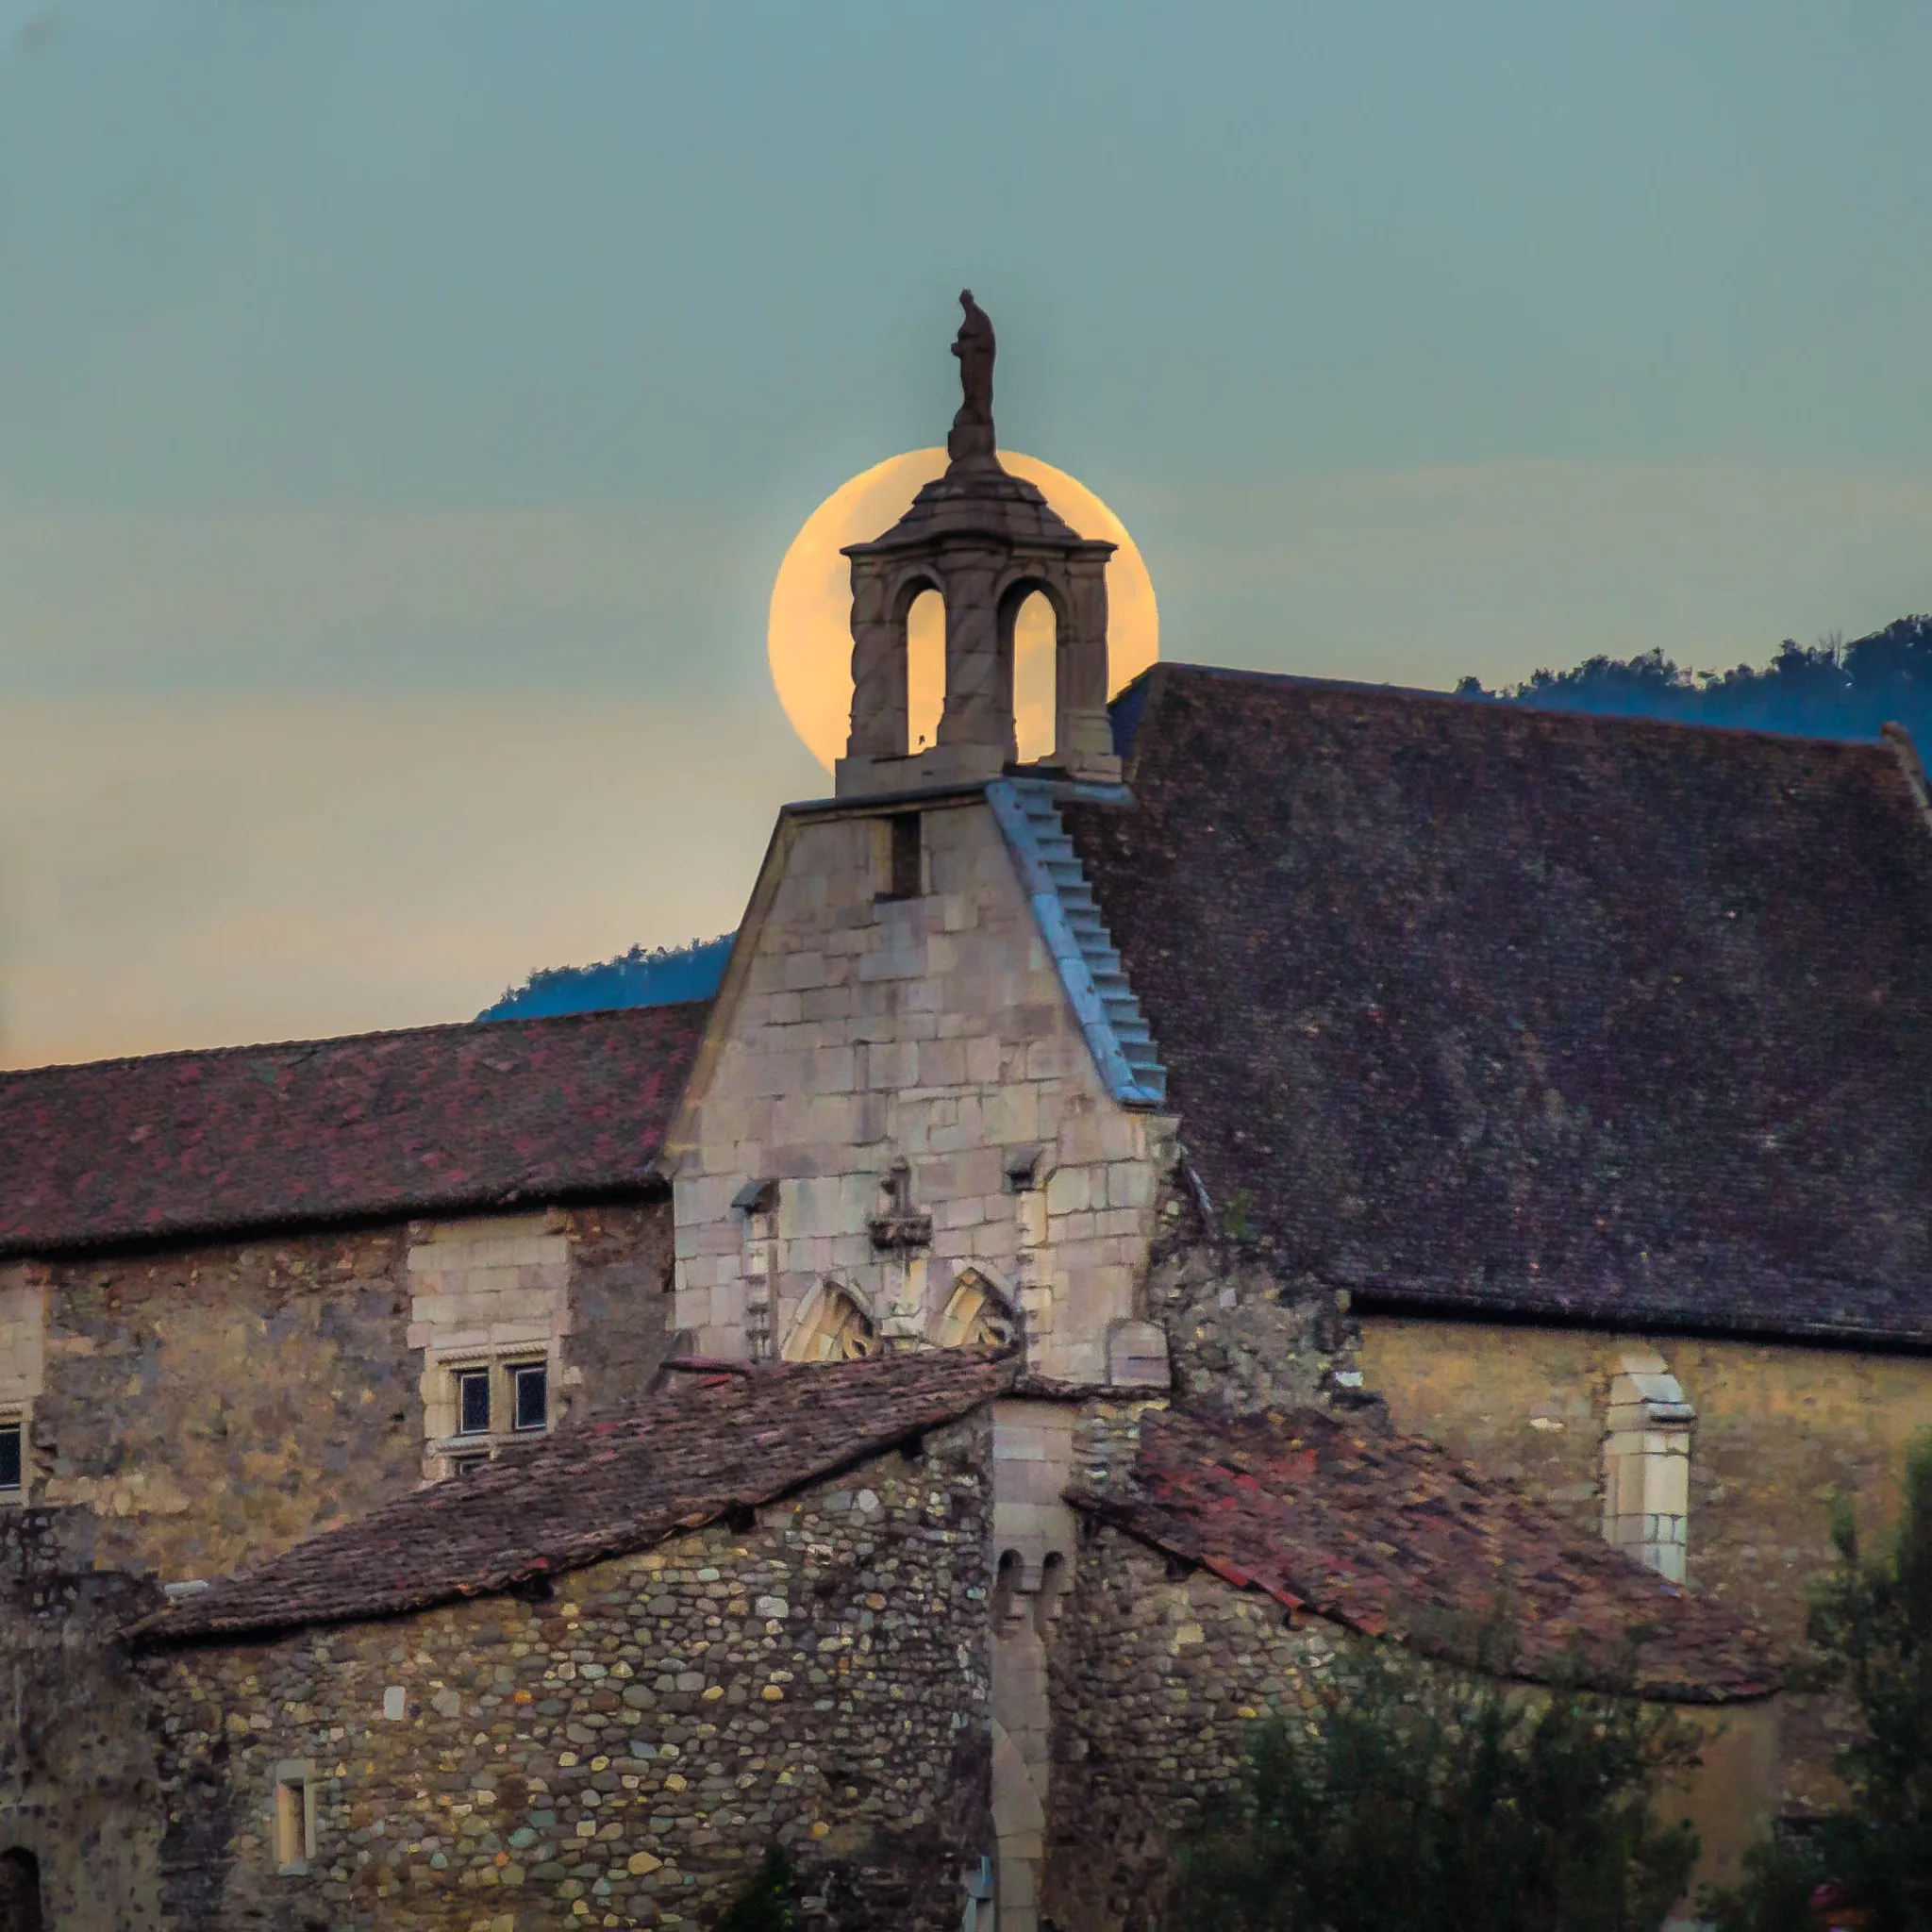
[671,799,1176,1381]
[142,1416,996,1930]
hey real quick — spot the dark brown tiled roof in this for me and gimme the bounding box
[0,1004,710,1258]
[1074,1406,1776,1704]
[1074,665,1932,1345]
[136,1349,1015,1644]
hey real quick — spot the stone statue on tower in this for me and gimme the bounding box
[948,289,997,469]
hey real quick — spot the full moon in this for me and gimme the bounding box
[768,450,1158,772]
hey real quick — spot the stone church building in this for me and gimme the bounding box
[4,305,1932,1930]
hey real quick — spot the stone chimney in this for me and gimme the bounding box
[836,292,1122,799]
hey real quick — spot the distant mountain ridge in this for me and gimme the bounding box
[477,935,733,1022]
[1457,613,1932,744]
[478,616,1932,1025]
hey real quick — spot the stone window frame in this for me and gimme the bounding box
[425,1345,558,1478]
[780,1278,881,1363]
[271,1758,318,1875]
[0,1401,25,1507]
[932,1265,1021,1350]
[1600,1349,1695,1583]
[733,1179,781,1360]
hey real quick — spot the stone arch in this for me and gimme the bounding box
[779,1281,881,1364]
[0,1849,43,1932]
[847,564,944,762]
[930,1265,1019,1350]
[997,574,1068,765]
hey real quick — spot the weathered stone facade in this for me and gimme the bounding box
[1359,1313,1932,1810]
[7,1201,674,1584]
[140,1422,993,1931]
[0,1509,167,1932]
[668,798,1174,1383]
[1044,1509,1777,1932]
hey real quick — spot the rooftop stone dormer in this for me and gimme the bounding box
[836,291,1123,798]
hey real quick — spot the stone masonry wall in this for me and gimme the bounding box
[1043,1519,1359,1932]
[141,1419,995,1932]
[12,1200,675,1586]
[1359,1313,1932,1811]
[1143,1179,1365,1419]
[0,1508,168,1932]
[670,801,1176,1382]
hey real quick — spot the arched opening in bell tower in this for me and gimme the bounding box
[906,587,945,754]
[1000,577,1067,766]
[1009,589,1058,763]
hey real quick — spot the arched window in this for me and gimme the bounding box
[931,1268,1019,1350]
[906,587,945,754]
[0,1848,44,1932]
[780,1282,881,1363]
[1009,588,1058,763]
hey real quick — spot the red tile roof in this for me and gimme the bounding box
[1075,665,1932,1345]
[135,1348,1016,1644]
[0,1003,710,1257]
[1072,1405,1777,1704]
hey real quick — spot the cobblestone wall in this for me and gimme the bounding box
[0,1508,167,1932]
[1043,1519,1352,1932]
[142,1416,995,1930]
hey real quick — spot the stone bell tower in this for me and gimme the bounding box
[835,291,1123,798]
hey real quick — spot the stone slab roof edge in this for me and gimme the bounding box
[0,1001,710,1259]
[1066,1405,1779,1707]
[132,1348,1022,1648]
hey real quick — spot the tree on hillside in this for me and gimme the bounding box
[1457,615,1932,747]
[1703,1439,1932,1932]
[1161,1641,1702,1932]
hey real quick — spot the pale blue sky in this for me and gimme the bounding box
[3,0,1929,1060]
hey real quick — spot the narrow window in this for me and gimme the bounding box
[456,1368,491,1438]
[273,1762,316,1874]
[881,812,923,900]
[0,1421,21,1499]
[1602,1351,1695,1582]
[511,1362,548,1433]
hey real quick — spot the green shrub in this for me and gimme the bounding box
[713,1847,798,1932]
[1701,1437,1932,1932]
[1161,1643,1701,1932]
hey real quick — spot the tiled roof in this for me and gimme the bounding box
[1074,1406,1776,1704]
[0,1003,710,1258]
[136,1349,1016,1644]
[1074,665,1932,1345]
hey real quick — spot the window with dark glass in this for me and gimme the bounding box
[450,1453,490,1476]
[456,1368,491,1437]
[511,1362,548,1432]
[881,811,922,900]
[0,1423,20,1494]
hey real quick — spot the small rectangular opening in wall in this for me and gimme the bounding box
[0,1419,21,1499]
[879,811,923,901]
[456,1367,491,1437]
[511,1361,548,1433]
[273,1762,315,1874]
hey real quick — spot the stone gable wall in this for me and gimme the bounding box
[9,1202,674,1585]
[1358,1313,1932,1811]
[670,802,1175,1381]
[141,1417,995,1931]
